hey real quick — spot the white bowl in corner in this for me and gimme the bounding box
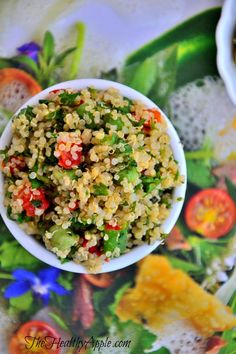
[0,79,187,273]
[216,0,236,105]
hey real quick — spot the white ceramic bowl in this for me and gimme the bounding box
[216,0,236,105]
[0,79,186,273]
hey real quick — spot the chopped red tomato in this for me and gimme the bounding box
[17,186,49,217]
[57,142,83,169]
[88,246,102,256]
[83,273,113,288]
[9,320,61,354]
[68,201,80,211]
[82,239,88,248]
[143,108,162,132]
[82,239,102,256]
[105,223,121,231]
[50,89,63,94]
[185,188,236,239]
[3,156,26,175]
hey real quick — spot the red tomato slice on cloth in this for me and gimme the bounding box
[185,188,236,239]
[9,320,61,354]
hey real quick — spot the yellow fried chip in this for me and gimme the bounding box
[116,255,236,336]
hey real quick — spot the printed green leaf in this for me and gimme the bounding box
[225,177,236,204]
[128,55,159,95]
[0,57,13,69]
[149,348,171,354]
[0,217,12,243]
[11,55,40,75]
[186,159,216,188]
[55,47,76,66]
[88,279,132,337]
[188,236,225,266]
[9,291,33,311]
[121,62,139,87]
[168,256,203,274]
[0,241,42,271]
[118,321,157,354]
[125,8,220,87]
[148,45,178,109]
[48,311,70,331]
[108,282,131,318]
[42,31,55,63]
[0,105,12,133]
[69,22,86,79]
[122,45,178,110]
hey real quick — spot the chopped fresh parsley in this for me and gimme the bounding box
[17,211,33,223]
[19,106,35,120]
[100,133,118,145]
[104,114,124,131]
[117,98,132,113]
[31,199,42,208]
[59,91,80,105]
[141,175,161,193]
[30,178,44,189]
[46,109,64,121]
[93,183,109,196]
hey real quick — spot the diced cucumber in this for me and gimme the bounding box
[47,225,78,253]
[103,229,128,253]
[118,166,139,183]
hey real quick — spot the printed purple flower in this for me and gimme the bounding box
[17,41,41,61]
[4,267,69,305]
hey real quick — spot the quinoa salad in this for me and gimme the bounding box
[0,87,183,272]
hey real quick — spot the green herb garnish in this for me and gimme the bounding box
[30,178,44,189]
[93,183,109,196]
[31,200,42,208]
[59,92,80,105]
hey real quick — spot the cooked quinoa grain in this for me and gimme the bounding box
[1,87,183,272]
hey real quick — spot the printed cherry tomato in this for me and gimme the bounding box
[105,223,121,231]
[0,68,41,112]
[185,188,236,239]
[57,142,83,169]
[17,186,49,217]
[83,274,113,288]
[9,320,61,354]
[143,108,162,132]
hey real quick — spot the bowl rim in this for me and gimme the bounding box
[216,0,236,105]
[0,78,187,273]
